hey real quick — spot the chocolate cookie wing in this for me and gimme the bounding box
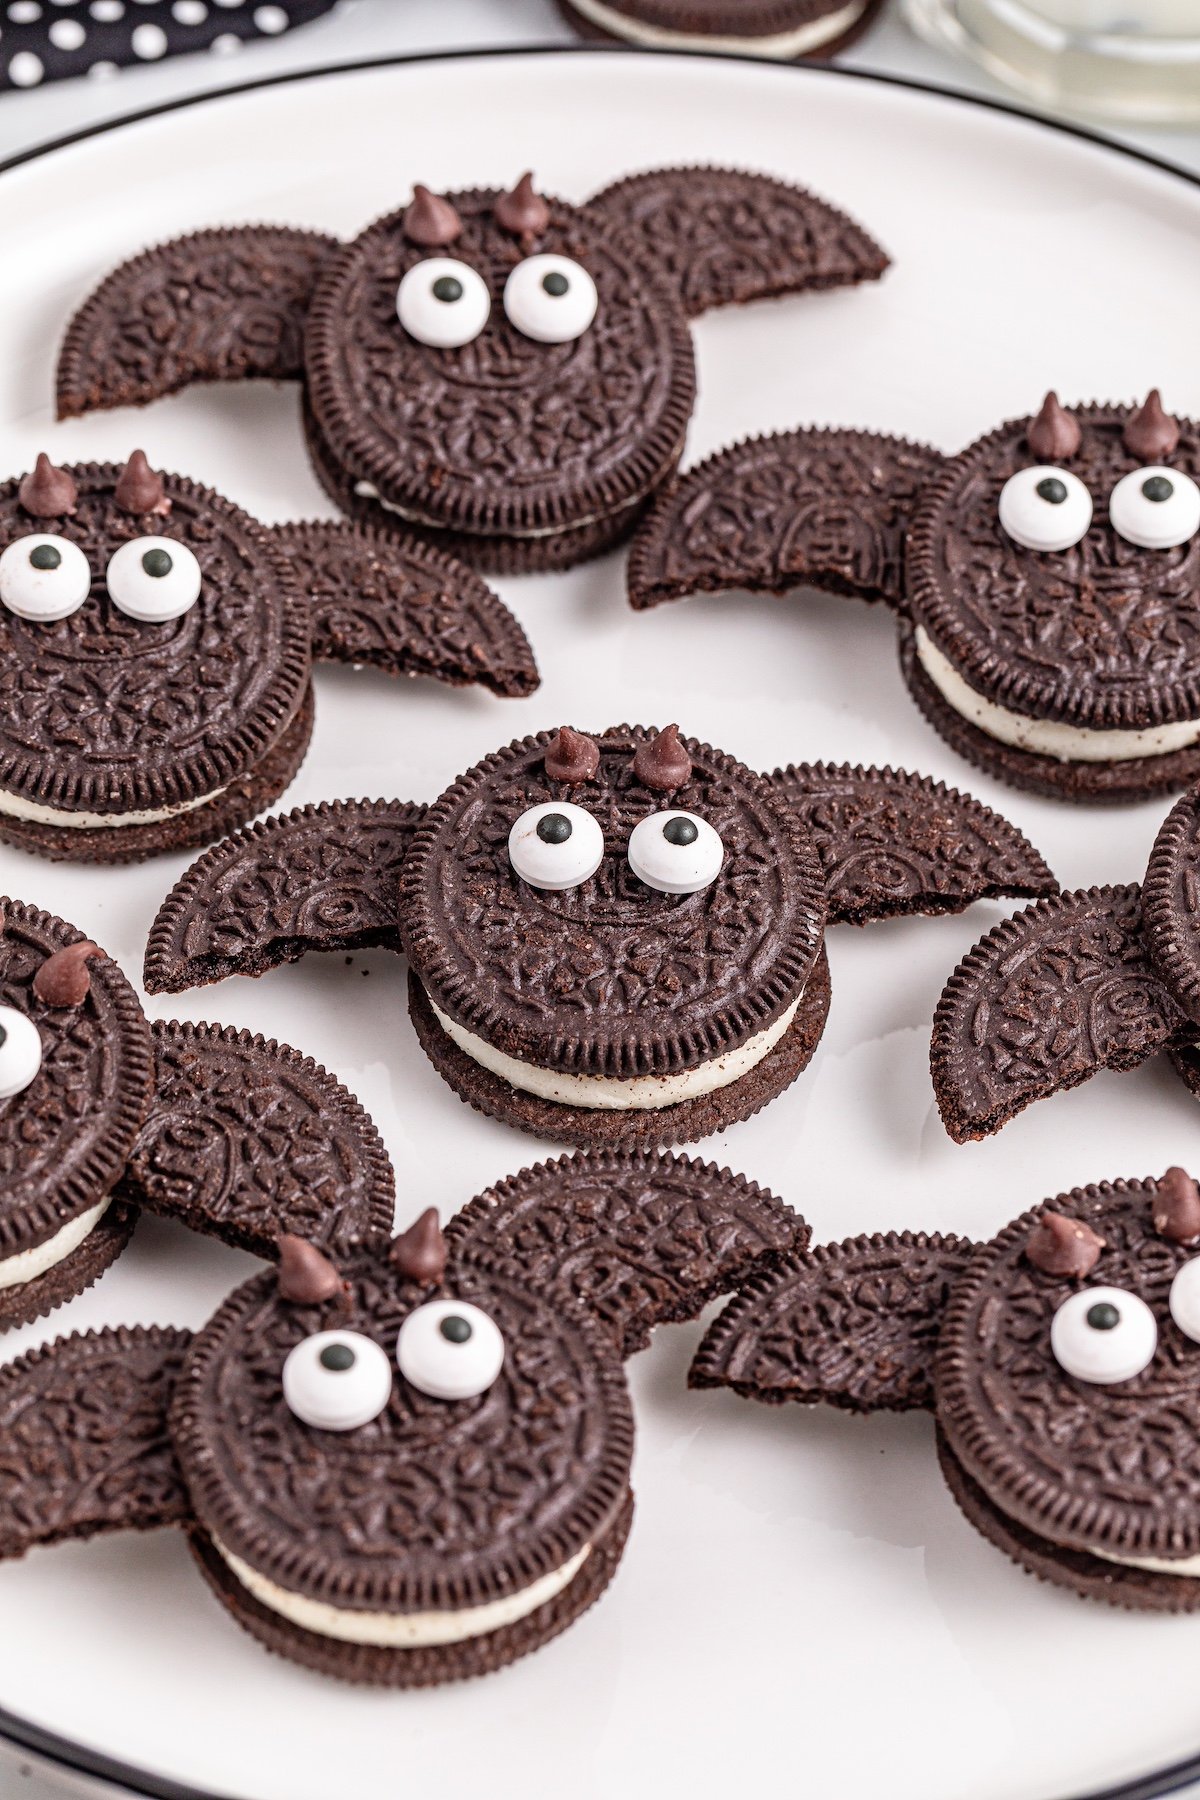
[446,1149,807,1356]
[626,429,944,612]
[57,226,338,419]
[932,885,1195,1143]
[583,167,888,319]
[1141,785,1200,1027]
[267,522,539,698]
[771,763,1056,926]
[119,1021,395,1257]
[690,1231,975,1411]
[0,1326,192,1560]
[143,798,425,994]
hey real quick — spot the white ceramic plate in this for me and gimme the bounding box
[1,47,1199,1800]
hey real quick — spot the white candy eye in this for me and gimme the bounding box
[1109,466,1200,550]
[0,1005,41,1100]
[281,1329,392,1432]
[503,255,597,345]
[397,257,490,348]
[627,810,724,895]
[998,466,1093,552]
[0,534,91,621]
[105,537,202,623]
[508,801,603,891]
[1050,1286,1157,1385]
[1169,1259,1200,1343]
[397,1299,505,1401]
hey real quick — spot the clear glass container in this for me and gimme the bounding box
[903,0,1200,125]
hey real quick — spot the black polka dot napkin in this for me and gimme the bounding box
[0,0,341,91]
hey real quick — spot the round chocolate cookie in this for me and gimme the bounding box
[57,169,888,575]
[628,392,1200,803]
[0,1150,802,1683]
[174,1252,635,1685]
[0,453,537,863]
[693,1166,1200,1607]
[397,725,828,1146]
[0,898,152,1329]
[557,0,885,58]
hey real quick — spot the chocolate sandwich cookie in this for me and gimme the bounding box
[0,1150,806,1683]
[142,728,1055,1149]
[0,454,535,863]
[693,1167,1200,1610]
[929,774,1200,1138]
[56,168,888,574]
[627,392,1200,802]
[558,0,885,59]
[0,894,399,1326]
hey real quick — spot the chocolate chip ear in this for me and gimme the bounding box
[445,1149,807,1358]
[143,798,426,995]
[626,429,944,615]
[690,1231,974,1412]
[403,185,463,248]
[932,885,1194,1144]
[767,764,1056,927]
[266,521,538,699]
[0,1327,193,1562]
[583,165,888,319]
[1027,391,1082,461]
[56,224,339,420]
[118,1020,395,1258]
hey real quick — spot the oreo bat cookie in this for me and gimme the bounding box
[56,169,888,574]
[142,725,1055,1149]
[558,0,885,57]
[929,777,1200,1140]
[0,896,395,1330]
[0,1151,805,1683]
[627,391,1200,803]
[692,1166,1200,1610]
[0,453,535,863]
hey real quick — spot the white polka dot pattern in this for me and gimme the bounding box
[0,0,337,85]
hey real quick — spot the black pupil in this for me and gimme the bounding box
[541,272,570,297]
[319,1343,356,1372]
[0,1022,7,1050]
[1035,477,1068,506]
[1086,1302,1120,1332]
[1142,476,1174,504]
[537,812,572,845]
[432,276,463,303]
[141,549,173,579]
[440,1316,473,1344]
[29,544,62,571]
[663,817,699,846]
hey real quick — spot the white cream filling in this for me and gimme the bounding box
[428,989,802,1111]
[915,626,1200,765]
[1089,1543,1200,1577]
[0,783,227,830]
[215,1540,590,1647]
[354,481,619,542]
[0,1198,110,1292]
[566,0,867,54]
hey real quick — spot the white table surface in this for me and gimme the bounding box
[2,7,1199,1799]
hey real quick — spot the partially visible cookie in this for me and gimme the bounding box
[0,898,152,1328]
[557,0,885,55]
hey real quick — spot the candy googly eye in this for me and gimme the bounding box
[998,466,1093,552]
[281,1330,392,1432]
[627,810,724,895]
[1169,1258,1200,1343]
[0,534,91,621]
[503,255,598,345]
[0,1005,41,1100]
[1050,1286,1157,1385]
[397,257,491,348]
[105,537,202,623]
[396,1300,505,1402]
[1109,466,1200,550]
[508,801,603,891]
